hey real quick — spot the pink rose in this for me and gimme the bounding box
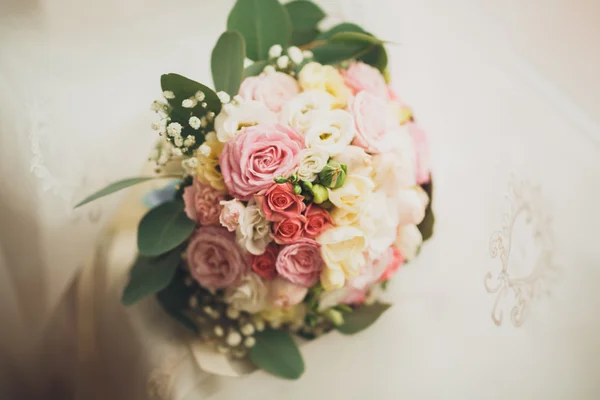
[276,238,322,287]
[187,226,249,290]
[349,91,397,154]
[303,203,333,238]
[256,182,306,222]
[251,243,279,280]
[272,216,306,245]
[219,124,304,200]
[183,179,225,226]
[379,247,404,281]
[219,199,245,232]
[239,72,300,113]
[268,277,308,308]
[407,122,431,185]
[349,247,396,290]
[343,288,367,306]
[341,61,388,100]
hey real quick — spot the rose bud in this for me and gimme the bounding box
[318,161,347,189]
[310,184,329,204]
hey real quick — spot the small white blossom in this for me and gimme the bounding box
[162,90,175,99]
[240,324,255,336]
[200,116,209,128]
[201,102,208,108]
[198,143,211,157]
[151,100,163,112]
[183,135,195,147]
[151,121,162,131]
[174,136,184,147]
[172,147,183,156]
[182,98,196,108]
[217,91,231,104]
[254,319,265,332]
[226,307,240,319]
[268,44,283,58]
[302,50,314,59]
[263,65,276,75]
[214,326,224,337]
[166,122,182,137]
[243,58,254,68]
[244,337,256,348]
[277,55,290,69]
[195,91,205,101]
[189,116,201,130]
[226,331,242,347]
[287,46,303,64]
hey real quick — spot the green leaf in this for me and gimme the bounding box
[137,200,195,256]
[121,250,181,306]
[227,0,292,60]
[161,73,222,115]
[250,329,305,380]
[243,60,269,78]
[418,178,435,241]
[75,177,159,208]
[336,302,391,335]
[285,0,325,46]
[291,29,319,47]
[330,31,384,46]
[156,268,199,333]
[212,31,246,95]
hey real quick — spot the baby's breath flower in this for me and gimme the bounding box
[200,116,209,128]
[243,58,254,68]
[151,121,162,131]
[244,337,256,348]
[172,147,183,156]
[268,44,283,58]
[174,136,184,147]
[166,122,182,137]
[226,307,240,320]
[217,91,231,104]
[162,90,175,99]
[276,55,290,69]
[182,98,196,108]
[201,101,208,108]
[226,331,242,347]
[195,91,205,101]
[189,116,201,130]
[263,65,276,75]
[198,143,211,157]
[240,324,255,336]
[302,50,314,59]
[214,326,224,337]
[287,46,303,64]
[151,100,163,112]
[183,135,196,148]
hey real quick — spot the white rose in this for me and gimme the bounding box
[395,224,423,261]
[235,201,272,255]
[219,199,245,232]
[214,100,276,142]
[371,129,416,194]
[303,109,354,156]
[279,90,334,134]
[296,148,329,181]
[396,187,428,225]
[360,192,399,259]
[224,272,268,313]
[333,145,372,177]
[317,226,367,291]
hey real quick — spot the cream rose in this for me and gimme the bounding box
[332,145,372,177]
[214,101,276,142]
[317,226,367,291]
[371,134,416,195]
[279,90,334,133]
[395,224,423,261]
[296,148,329,182]
[298,62,351,108]
[396,187,428,226]
[224,272,268,313]
[235,200,272,255]
[303,109,354,156]
[328,174,374,214]
[360,192,400,259]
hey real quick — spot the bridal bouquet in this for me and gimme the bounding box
[78,0,434,380]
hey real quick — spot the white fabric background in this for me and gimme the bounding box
[0,0,599,398]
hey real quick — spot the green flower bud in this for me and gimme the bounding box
[293,184,302,195]
[310,184,329,204]
[320,200,334,209]
[318,161,347,189]
[324,309,344,326]
[274,176,288,184]
[301,180,313,191]
[383,68,391,84]
[289,173,299,183]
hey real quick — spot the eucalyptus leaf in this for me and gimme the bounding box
[285,0,325,46]
[336,302,391,335]
[212,31,246,95]
[121,250,181,306]
[137,200,195,256]
[243,60,269,78]
[329,31,384,46]
[75,177,159,208]
[418,179,435,241]
[250,329,305,380]
[227,0,292,60]
[161,73,222,115]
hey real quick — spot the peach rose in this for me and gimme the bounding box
[183,179,225,226]
[272,216,306,245]
[239,71,300,113]
[256,182,306,222]
[303,204,333,238]
[219,124,304,200]
[276,238,323,287]
[341,61,388,100]
[349,91,398,154]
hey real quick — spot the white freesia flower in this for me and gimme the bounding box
[396,187,428,225]
[304,109,354,156]
[360,192,400,259]
[333,145,372,177]
[317,226,367,291]
[279,90,334,134]
[236,200,272,255]
[224,272,268,313]
[371,129,416,194]
[328,174,374,214]
[395,224,423,261]
[296,148,329,181]
[214,101,276,142]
